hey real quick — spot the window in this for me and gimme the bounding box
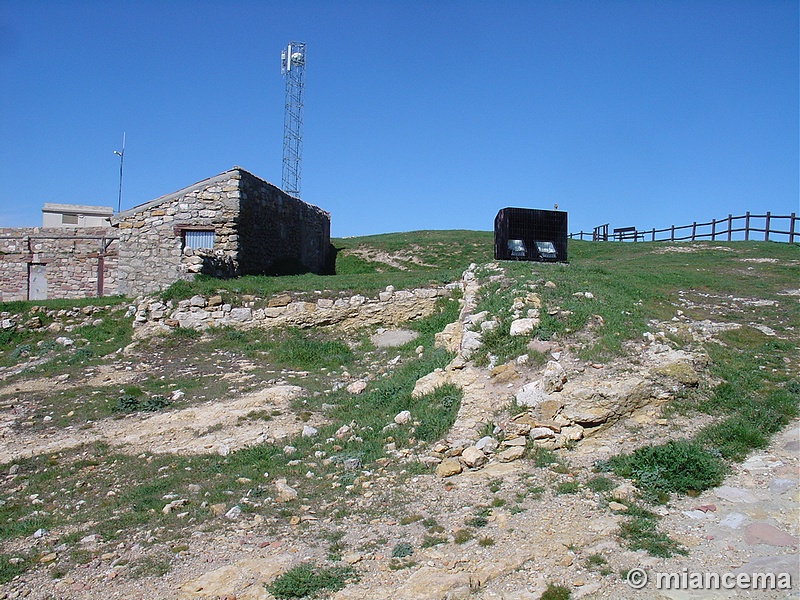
[183,230,215,250]
[534,241,557,260]
[508,239,527,258]
[61,214,79,225]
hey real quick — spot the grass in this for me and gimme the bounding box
[391,542,414,558]
[608,439,726,499]
[585,476,615,493]
[617,503,687,558]
[158,230,489,304]
[453,529,473,544]
[541,584,571,600]
[554,481,580,495]
[266,563,357,599]
[420,534,447,548]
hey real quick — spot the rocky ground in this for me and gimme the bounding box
[0,257,797,600]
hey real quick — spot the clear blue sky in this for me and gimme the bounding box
[0,0,797,237]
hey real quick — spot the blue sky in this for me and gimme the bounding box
[0,0,797,237]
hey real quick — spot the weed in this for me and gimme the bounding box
[128,555,172,578]
[453,529,473,544]
[478,536,495,547]
[609,439,726,498]
[491,497,506,507]
[391,542,414,558]
[266,563,357,599]
[555,481,580,495]
[465,515,488,528]
[618,503,687,558]
[399,514,422,525]
[389,558,418,571]
[114,394,170,413]
[585,554,607,568]
[487,478,503,493]
[540,583,571,600]
[585,476,615,493]
[530,446,556,468]
[420,534,447,548]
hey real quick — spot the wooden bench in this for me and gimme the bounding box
[612,227,641,241]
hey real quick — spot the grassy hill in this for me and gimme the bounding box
[0,232,797,591]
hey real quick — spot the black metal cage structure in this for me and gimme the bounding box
[494,207,568,263]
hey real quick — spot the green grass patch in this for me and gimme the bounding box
[609,439,726,498]
[540,583,571,600]
[618,503,687,558]
[555,481,580,495]
[266,563,357,599]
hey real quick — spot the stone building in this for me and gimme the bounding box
[0,167,330,301]
[113,167,330,297]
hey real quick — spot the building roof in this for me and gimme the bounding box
[111,167,327,224]
[42,203,114,215]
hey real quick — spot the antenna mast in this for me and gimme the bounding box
[280,41,305,197]
[114,132,125,213]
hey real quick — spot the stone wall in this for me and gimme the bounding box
[129,284,459,335]
[114,171,240,297]
[0,228,118,301]
[237,171,330,275]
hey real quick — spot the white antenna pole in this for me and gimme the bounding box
[114,132,125,213]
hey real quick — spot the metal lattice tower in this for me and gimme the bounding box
[281,41,306,197]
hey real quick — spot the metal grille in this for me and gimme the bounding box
[184,230,215,250]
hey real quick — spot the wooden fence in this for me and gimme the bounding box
[570,212,798,244]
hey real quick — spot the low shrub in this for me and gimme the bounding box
[609,439,726,497]
[266,563,356,599]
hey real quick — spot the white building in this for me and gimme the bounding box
[42,203,114,228]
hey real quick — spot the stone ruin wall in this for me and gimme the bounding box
[237,171,330,276]
[0,228,118,302]
[129,284,459,336]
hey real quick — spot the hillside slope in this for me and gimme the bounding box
[0,234,797,599]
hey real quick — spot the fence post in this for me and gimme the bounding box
[745,211,750,241]
[791,213,796,245]
[727,214,732,241]
[651,228,655,241]
[691,222,697,241]
[711,219,716,240]
[764,211,771,241]
[670,225,675,241]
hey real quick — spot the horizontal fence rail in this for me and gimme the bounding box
[570,212,798,244]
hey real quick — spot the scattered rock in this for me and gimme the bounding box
[497,446,525,462]
[542,361,567,393]
[347,381,367,395]
[435,458,463,478]
[224,506,242,520]
[394,410,412,425]
[461,446,488,468]
[475,436,499,452]
[275,479,298,502]
[510,318,539,337]
[744,522,799,546]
